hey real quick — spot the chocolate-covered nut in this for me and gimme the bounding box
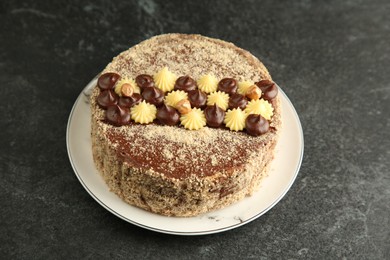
[204,104,225,128]
[174,76,197,92]
[255,80,278,100]
[156,104,180,125]
[218,78,237,95]
[136,74,154,89]
[98,73,120,90]
[188,89,207,109]
[245,114,269,136]
[118,93,142,108]
[97,90,118,109]
[106,105,130,126]
[141,86,164,106]
[228,93,248,110]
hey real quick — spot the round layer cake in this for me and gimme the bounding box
[90,33,282,217]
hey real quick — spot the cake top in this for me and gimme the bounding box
[103,34,271,82]
[91,34,282,179]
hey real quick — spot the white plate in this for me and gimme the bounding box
[66,77,304,235]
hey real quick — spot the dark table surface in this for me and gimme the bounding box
[1,0,389,259]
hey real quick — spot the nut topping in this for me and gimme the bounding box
[245,85,262,100]
[121,83,134,97]
[176,99,192,114]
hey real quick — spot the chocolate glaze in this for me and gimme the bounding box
[97,90,119,109]
[98,73,120,90]
[204,104,226,128]
[188,89,207,109]
[156,104,180,125]
[106,105,131,126]
[228,93,248,110]
[118,93,142,108]
[245,114,269,136]
[136,74,154,89]
[141,86,164,106]
[174,76,197,92]
[255,80,278,100]
[218,78,237,95]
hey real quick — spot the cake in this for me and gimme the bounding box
[90,34,281,217]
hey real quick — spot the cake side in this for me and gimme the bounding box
[91,119,278,216]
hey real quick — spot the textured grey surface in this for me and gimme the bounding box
[1,0,389,259]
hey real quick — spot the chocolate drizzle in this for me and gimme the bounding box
[141,86,164,106]
[245,114,269,136]
[106,105,131,126]
[97,90,119,109]
[156,104,180,125]
[218,78,237,95]
[118,93,142,108]
[228,93,248,110]
[188,89,207,109]
[204,104,225,128]
[136,74,154,89]
[174,76,197,92]
[255,80,278,100]
[98,73,120,90]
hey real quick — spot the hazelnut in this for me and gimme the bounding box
[121,83,134,97]
[246,85,262,100]
[176,99,192,114]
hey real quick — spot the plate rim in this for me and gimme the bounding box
[66,78,304,235]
